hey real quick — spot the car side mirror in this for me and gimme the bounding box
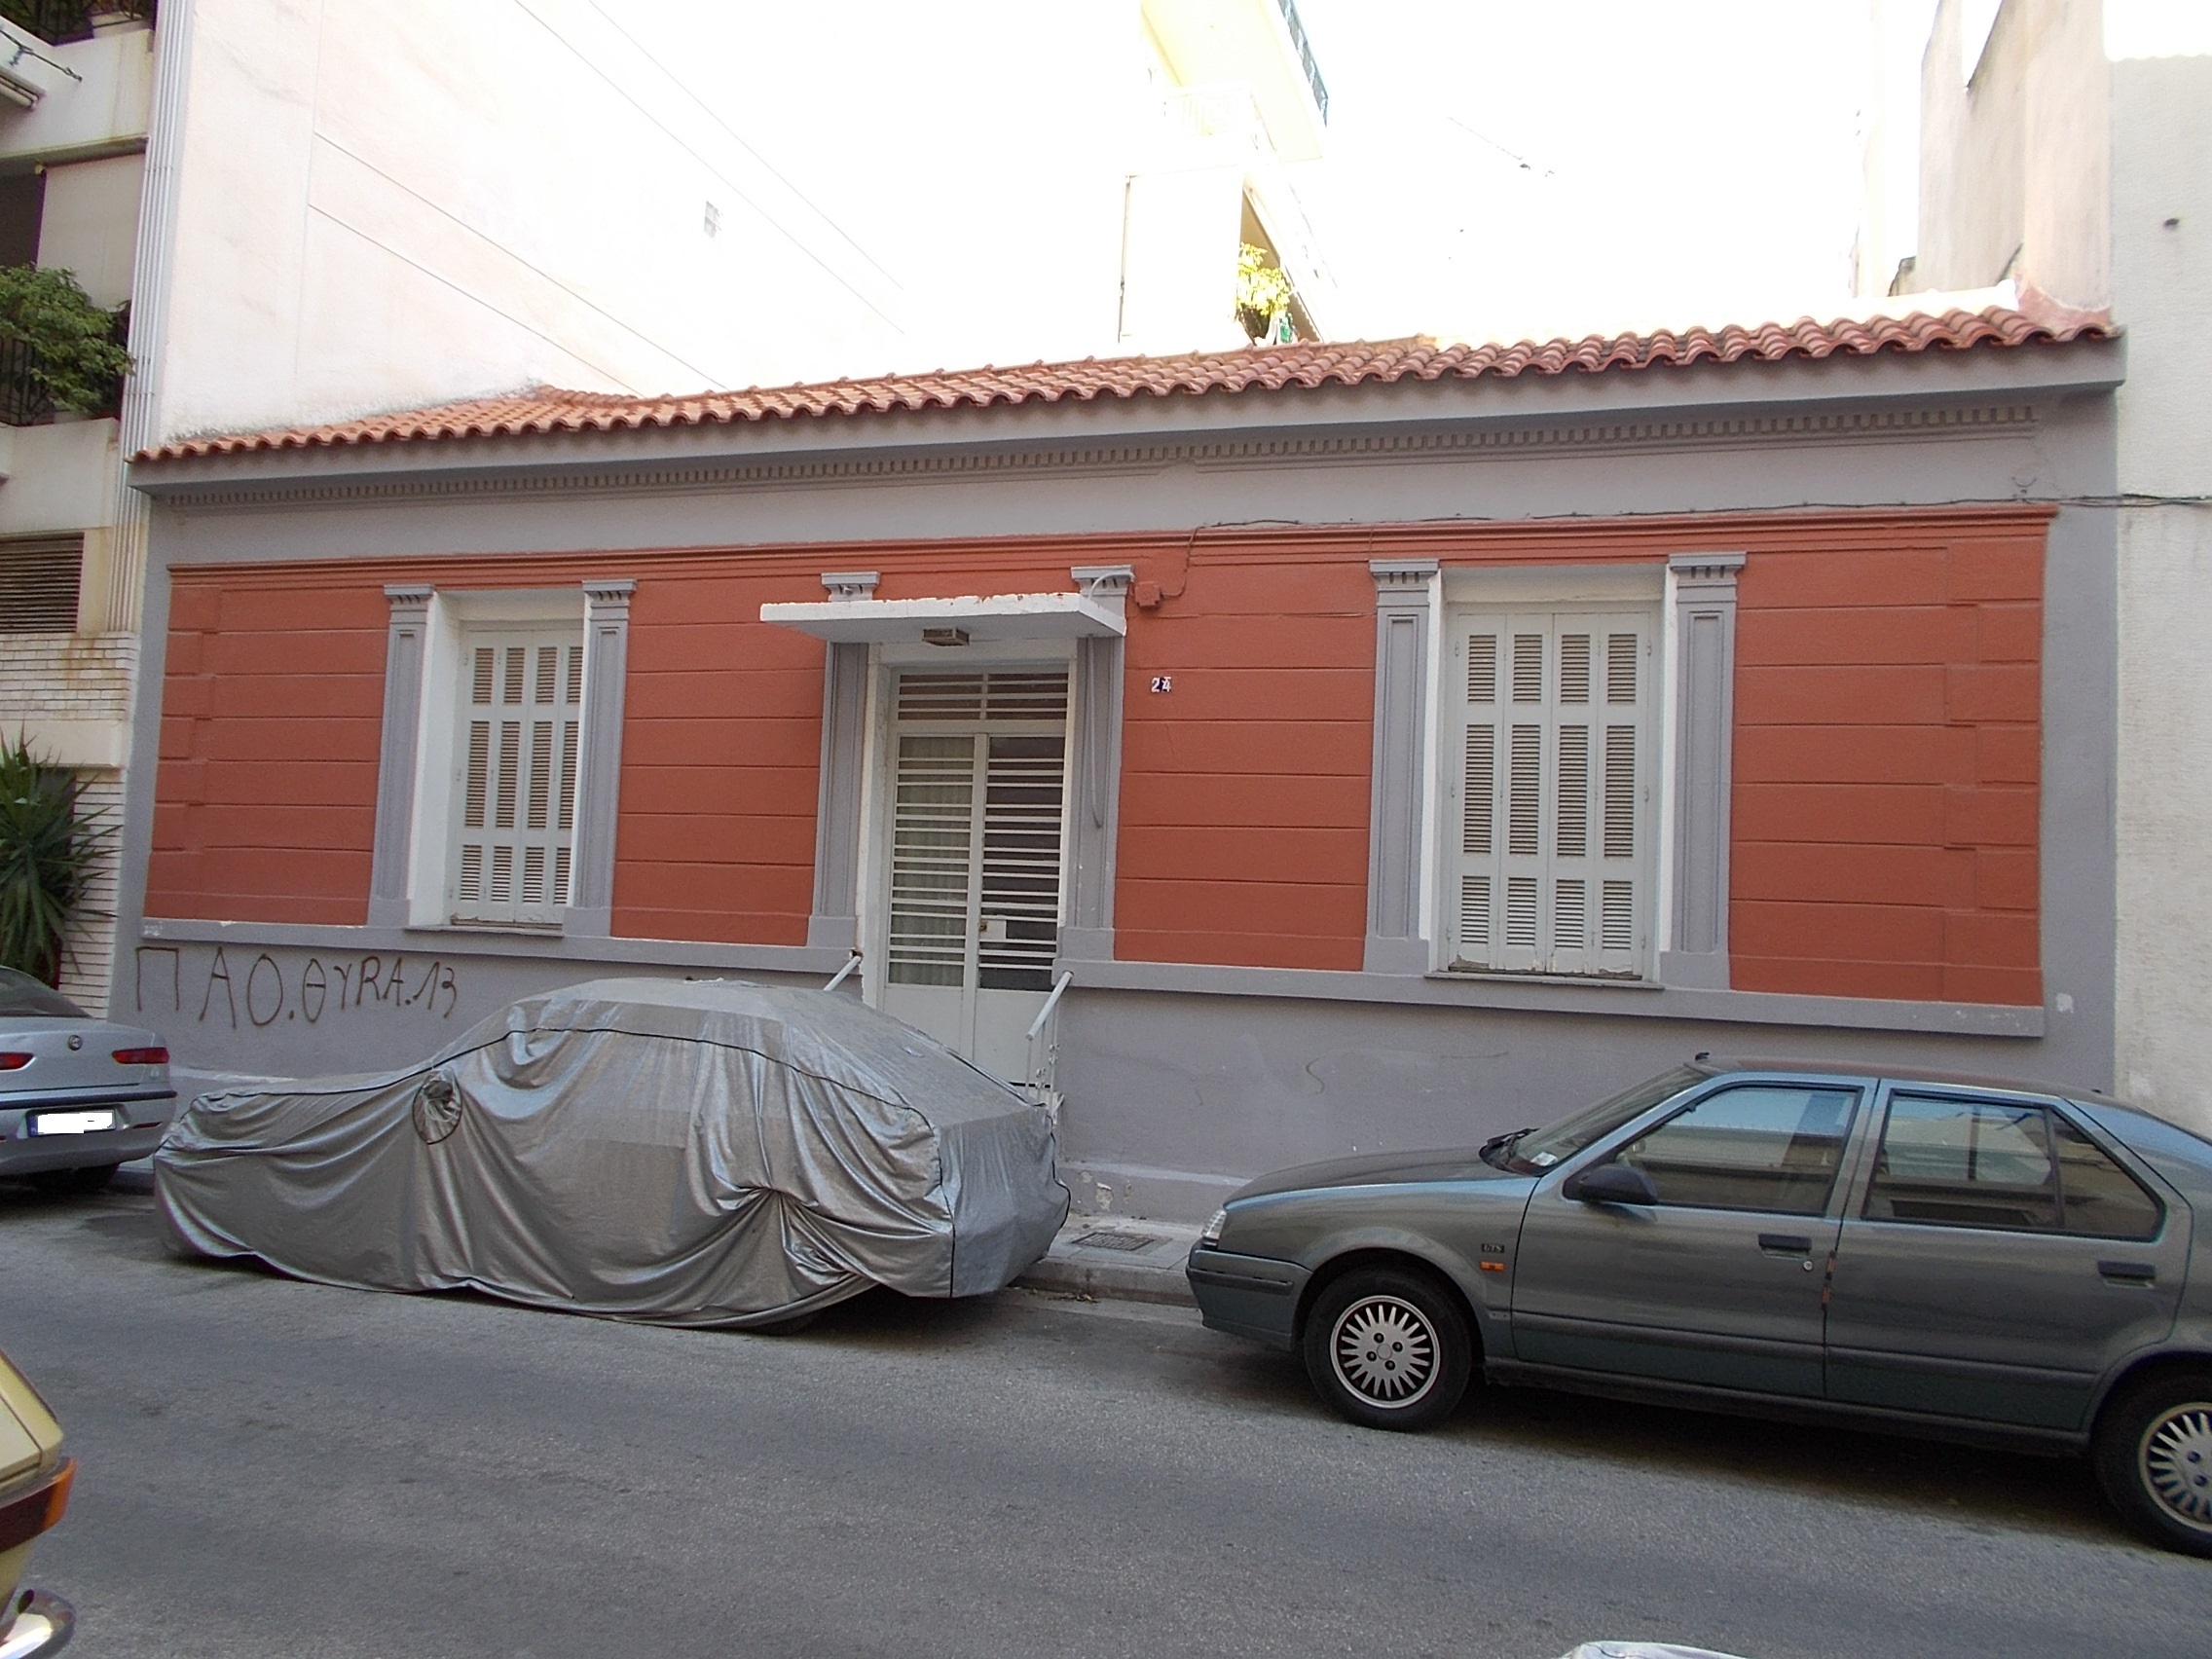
[1563,1162,1659,1205]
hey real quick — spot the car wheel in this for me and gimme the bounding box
[2093,1367,2212,1556]
[1302,1265,1472,1432]
[28,1163,120,1197]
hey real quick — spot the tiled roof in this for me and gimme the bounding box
[137,304,2111,462]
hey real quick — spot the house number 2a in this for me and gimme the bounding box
[1150,676,1173,693]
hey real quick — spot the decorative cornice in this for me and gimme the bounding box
[820,571,880,599]
[383,582,435,609]
[1668,551,1749,585]
[147,401,2046,514]
[1370,558,1439,588]
[581,578,636,608]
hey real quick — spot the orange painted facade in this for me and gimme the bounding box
[149,506,2047,1005]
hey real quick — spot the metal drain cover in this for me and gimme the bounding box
[1072,1230,1161,1252]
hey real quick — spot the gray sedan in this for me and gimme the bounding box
[1187,1058,2212,1556]
[0,967,175,1195]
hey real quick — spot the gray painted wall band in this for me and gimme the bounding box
[1064,634,1125,960]
[1662,552,1744,989]
[566,579,634,937]
[1364,559,1436,973]
[1064,566,1132,962]
[366,584,433,928]
[805,640,869,952]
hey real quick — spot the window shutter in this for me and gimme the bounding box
[450,629,584,925]
[1447,608,1654,977]
[887,733,976,987]
[978,734,1065,990]
[886,671,1069,991]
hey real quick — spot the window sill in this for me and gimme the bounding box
[406,920,565,939]
[1428,969,1661,992]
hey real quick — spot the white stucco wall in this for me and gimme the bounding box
[142,0,1324,443]
[147,0,912,440]
[1914,0,2108,307]
[35,152,144,309]
[2110,41,2212,1131]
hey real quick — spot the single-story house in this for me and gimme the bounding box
[117,307,2121,1217]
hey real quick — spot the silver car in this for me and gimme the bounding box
[1187,1057,2212,1556]
[0,967,175,1195]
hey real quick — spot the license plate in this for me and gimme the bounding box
[26,1110,118,1136]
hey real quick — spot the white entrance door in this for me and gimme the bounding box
[878,668,1069,1084]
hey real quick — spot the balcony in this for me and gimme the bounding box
[0,4,153,48]
[1141,0,1328,162]
[1,4,153,163]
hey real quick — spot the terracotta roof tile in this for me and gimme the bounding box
[136,304,2111,463]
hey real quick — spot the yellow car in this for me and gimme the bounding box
[0,1352,71,1657]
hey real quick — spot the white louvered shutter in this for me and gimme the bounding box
[885,670,1069,991]
[887,733,975,987]
[450,630,584,925]
[1447,610,1654,977]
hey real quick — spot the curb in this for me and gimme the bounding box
[1014,1218,1199,1307]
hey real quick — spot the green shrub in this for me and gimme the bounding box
[0,265,132,416]
[0,735,108,986]
[1234,242,1296,343]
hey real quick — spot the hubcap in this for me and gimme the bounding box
[2138,1401,2212,1535]
[1329,1294,1439,1408]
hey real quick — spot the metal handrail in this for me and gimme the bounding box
[1025,970,1073,1041]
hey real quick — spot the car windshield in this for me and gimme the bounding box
[1485,1064,1709,1174]
[0,965,88,1019]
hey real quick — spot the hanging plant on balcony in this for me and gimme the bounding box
[0,265,131,424]
[1234,242,1296,344]
[0,734,108,987]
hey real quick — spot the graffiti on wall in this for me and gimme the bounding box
[134,946,462,1030]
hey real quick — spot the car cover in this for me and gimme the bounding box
[154,977,1069,1327]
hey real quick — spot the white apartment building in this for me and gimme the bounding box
[0,0,1336,1012]
[1861,0,2212,1129]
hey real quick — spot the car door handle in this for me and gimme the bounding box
[2098,1260,2157,1284]
[1757,1234,1813,1255]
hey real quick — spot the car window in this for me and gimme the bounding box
[1609,1085,1860,1215]
[0,966,86,1019]
[1501,1063,1708,1173]
[2048,1113,2163,1239]
[1863,1095,2062,1231]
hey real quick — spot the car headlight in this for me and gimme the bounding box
[1199,1206,1229,1246]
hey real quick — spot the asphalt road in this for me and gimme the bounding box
[3,1184,2205,1659]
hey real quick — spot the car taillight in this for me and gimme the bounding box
[0,1053,29,1070]
[112,1047,168,1066]
[0,1457,72,1552]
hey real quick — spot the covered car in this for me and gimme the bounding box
[154,977,1068,1327]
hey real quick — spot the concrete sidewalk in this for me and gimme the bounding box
[1013,1215,1199,1306]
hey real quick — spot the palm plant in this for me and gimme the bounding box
[0,735,107,985]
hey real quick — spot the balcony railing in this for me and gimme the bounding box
[0,305,126,426]
[0,1,154,47]
[0,333,53,426]
[1272,0,1328,124]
